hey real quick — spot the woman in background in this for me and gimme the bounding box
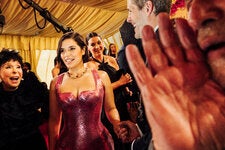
[49,31,121,150]
[86,32,133,150]
[108,43,118,58]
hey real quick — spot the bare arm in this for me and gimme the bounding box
[49,78,62,150]
[99,71,121,135]
[126,13,225,150]
[51,67,60,78]
[107,56,133,90]
[111,73,132,90]
[87,58,132,90]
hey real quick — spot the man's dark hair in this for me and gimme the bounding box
[23,62,31,70]
[133,0,172,15]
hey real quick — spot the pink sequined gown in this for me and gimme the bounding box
[55,69,114,150]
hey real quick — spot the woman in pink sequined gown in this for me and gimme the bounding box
[49,32,121,150]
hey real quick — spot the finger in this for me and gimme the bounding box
[129,91,133,96]
[131,102,137,110]
[126,44,153,87]
[121,135,130,143]
[131,102,135,110]
[119,121,128,128]
[158,13,185,65]
[142,25,169,73]
[175,18,205,62]
[118,128,128,136]
[134,102,139,109]
[118,128,129,140]
[126,73,130,78]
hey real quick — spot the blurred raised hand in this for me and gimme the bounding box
[126,13,225,150]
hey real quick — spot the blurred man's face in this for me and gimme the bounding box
[186,0,225,89]
[127,0,146,39]
[23,64,29,72]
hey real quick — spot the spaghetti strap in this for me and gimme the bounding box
[55,73,65,93]
[91,69,102,90]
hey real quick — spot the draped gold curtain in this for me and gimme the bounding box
[0,35,59,74]
[0,33,122,78]
[0,0,126,76]
[0,0,127,38]
[0,0,186,86]
[0,35,32,64]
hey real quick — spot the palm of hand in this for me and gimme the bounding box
[143,62,210,150]
[126,13,225,150]
[147,62,225,150]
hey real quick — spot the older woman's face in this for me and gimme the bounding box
[0,60,23,91]
[87,36,104,57]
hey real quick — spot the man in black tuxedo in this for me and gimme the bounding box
[118,19,151,150]
[118,0,171,149]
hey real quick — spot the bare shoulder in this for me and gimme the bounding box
[105,55,116,62]
[50,77,57,91]
[85,61,98,70]
[97,70,108,78]
[96,70,112,89]
[97,70,110,83]
[50,73,63,90]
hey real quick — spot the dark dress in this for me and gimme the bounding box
[0,80,49,150]
[92,57,131,150]
[92,57,130,120]
[55,69,114,150]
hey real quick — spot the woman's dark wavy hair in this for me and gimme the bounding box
[56,31,89,71]
[0,48,23,67]
[85,32,102,45]
[85,32,104,59]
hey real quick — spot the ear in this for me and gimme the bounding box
[82,47,86,55]
[145,1,153,15]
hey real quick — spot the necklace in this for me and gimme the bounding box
[67,67,88,79]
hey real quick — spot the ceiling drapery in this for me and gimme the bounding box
[0,0,127,38]
[0,0,187,87]
[58,0,127,12]
[0,0,187,39]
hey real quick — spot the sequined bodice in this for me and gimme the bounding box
[55,69,113,150]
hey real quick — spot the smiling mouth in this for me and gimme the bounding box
[205,42,225,53]
[65,58,74,64]
[10,77,19,81]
